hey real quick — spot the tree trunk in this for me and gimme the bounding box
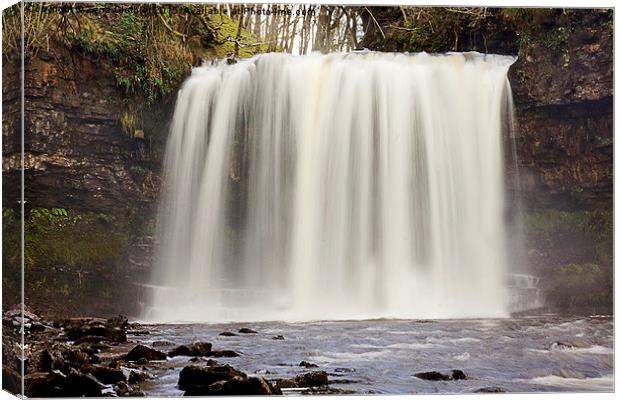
[233,11,244,58]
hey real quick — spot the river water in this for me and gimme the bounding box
[128,313,613,395]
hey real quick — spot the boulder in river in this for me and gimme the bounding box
[73,335,109,345]
[2,367,21,394]
[278,371,329,388]
[207,350,241,358]
[38,344,91,373]
[115,380,146,397]
[238,328,258,334]
[474,387,506,393]
[414,371,451,381]
[296,371,329,387]
[218,331,238,337]
[452,369,467,380]
[414,370,467,381]
[125,344,166,361]
[63,316,128,343]
[168,342,213,357]
[152,340,175,347]
[178,364,246,391]
[272,335,285,340]
[65,370,107,396]
[128,370,153,384]
[299,360,319,368]
[25,369,106,397]
[82,365,126,384]
[185,376,281,396]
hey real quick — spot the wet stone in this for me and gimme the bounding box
[124,345,166,361]
[152,340,175,347]
[128,370,153,384]
[299,360,319,368]
[82,365,126,384]
[278,371,329,388]
[452,369,467,380]
[474,387,507,393]
[414,371,451,381]
[185,375,280,396]
[206,350,241,358]
[168,342,213,357]
[74,335,109,345]
[178,364,246,392]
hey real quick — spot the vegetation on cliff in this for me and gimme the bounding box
[523,208,612,310]
[2,207,156,315]
[2,3,265,102]
[361,7,612,105]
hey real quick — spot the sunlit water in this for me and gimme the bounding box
[146,51,517,322]
[124,314,613,395]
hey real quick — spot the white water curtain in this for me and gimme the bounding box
[144,52,516,322]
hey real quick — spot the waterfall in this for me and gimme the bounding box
[143,52,517,323]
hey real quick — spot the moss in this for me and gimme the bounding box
[3,207,130,272]
[546,263,612,308]
[5,3,263,144]
[60,7,194,104]
[205,12,267,58]
[523,208,590,235]
[524,208,612,265]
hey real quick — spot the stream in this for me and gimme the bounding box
[118,313,613,395]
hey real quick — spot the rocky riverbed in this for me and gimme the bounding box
[3,309,613,396]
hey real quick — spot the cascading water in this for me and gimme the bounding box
[142,51,518,323]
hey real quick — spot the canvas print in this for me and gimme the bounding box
[1,1,614,397]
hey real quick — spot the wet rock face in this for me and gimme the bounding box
[3,44,164,318]
[513,99,612,208]
[2,44,163,213]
